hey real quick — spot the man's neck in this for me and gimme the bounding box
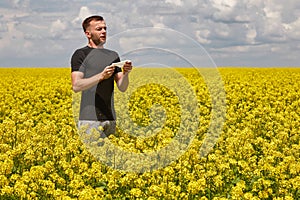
[88,44,104,49]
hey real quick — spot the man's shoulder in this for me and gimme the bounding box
[71,46,94,72]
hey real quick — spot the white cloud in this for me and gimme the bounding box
[165,0,183,7]
[196,30,211,44]
[252,1,287,42]
[284,17,300,39]
[78,6,92,20]
[150,16,166,28]
[212,23,230,39]
[263,7,281,19]
[246,0,263,8]
[117,28,170,52]
[11,0,30,9]
[211,0,237,11]
[210,0,238,21]
[0,21,34,58]
[50,19,66,38]
[71,6,92,27]
[245,25,257,44]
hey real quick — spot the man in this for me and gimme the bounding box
[71,15,132,138]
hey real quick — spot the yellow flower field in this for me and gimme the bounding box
[0,67,299,199]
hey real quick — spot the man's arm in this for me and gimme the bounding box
[115,72,130,92]
[71,65,115,93]
[114,61,132,92]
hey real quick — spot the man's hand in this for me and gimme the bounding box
[114,60,132,92]
[122,60,132,74]
[101,65,115,80]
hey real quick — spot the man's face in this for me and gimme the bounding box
[86,20,107,46]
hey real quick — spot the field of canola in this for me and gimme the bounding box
[0,67,299,199]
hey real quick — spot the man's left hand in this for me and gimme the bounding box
[123,60,132,74]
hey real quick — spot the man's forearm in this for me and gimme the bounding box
[116,73,129,92]
[72,65,116,92]
[72,73,104,92]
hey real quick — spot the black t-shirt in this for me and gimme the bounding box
[71,46,122,121]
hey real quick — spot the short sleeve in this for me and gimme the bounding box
[71,49,85,72]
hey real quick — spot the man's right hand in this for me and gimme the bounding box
[101,65,115,80]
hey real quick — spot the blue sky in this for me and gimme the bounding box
[0,0,299,67]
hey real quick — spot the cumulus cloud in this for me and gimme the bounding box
[195,29,211,44]
[284,17,300,39]
[165,0,183,7]
[210,0,239,22]
[150,16,166,28]
[50,19,66,38]
[11,0,30,9]
[71,6,92,28]
[245,25,257,44]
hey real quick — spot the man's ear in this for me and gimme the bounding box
[85,31,91,39]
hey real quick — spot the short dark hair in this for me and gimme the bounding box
[82,15,104,32]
